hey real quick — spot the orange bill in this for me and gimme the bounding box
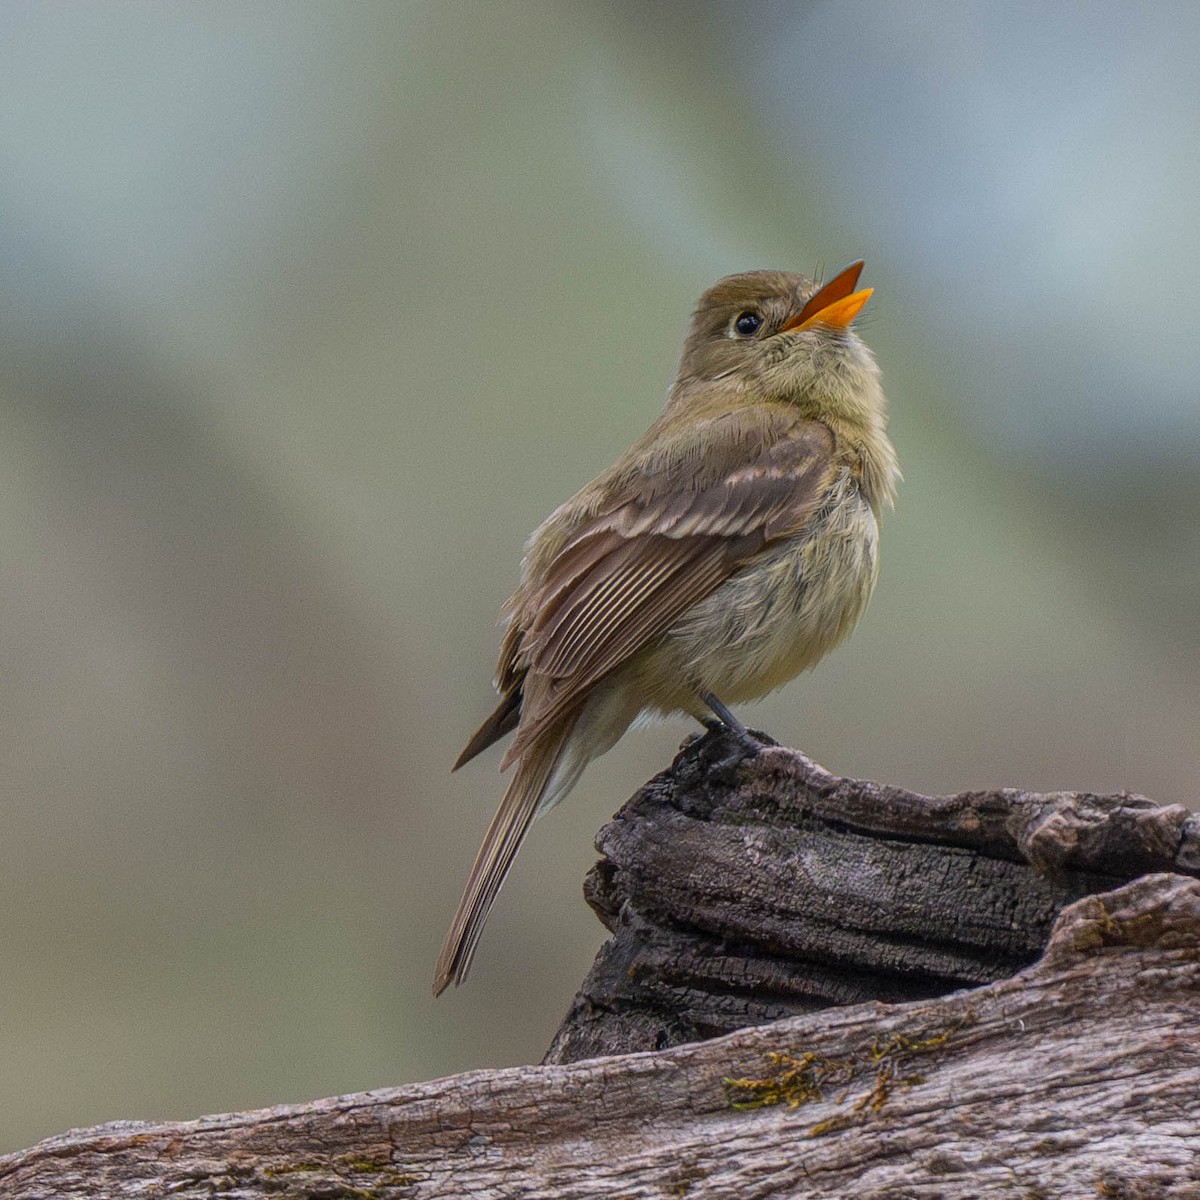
[781,261,872,333]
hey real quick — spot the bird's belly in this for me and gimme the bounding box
[647,484,879,711]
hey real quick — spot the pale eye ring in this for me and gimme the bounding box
[733,311,763,337]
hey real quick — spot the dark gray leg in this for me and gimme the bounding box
[702,692,749,737]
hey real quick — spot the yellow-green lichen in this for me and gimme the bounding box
[724,1050,857,1110]
[260,1154,425,1197]
[724,1008,976,1136]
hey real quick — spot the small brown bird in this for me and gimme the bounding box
[435,262,898,995]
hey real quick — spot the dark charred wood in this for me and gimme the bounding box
[546,726,1199,1063]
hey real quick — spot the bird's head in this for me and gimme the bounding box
[674,262,882,426]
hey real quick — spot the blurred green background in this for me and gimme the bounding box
[2,1,1198,1153]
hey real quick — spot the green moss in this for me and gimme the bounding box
[724,1008,976,1137]
[262,1160,326,1177]
[339,1155,387,1173]
[724,1049,856,1109]
[260,1155,425,1197]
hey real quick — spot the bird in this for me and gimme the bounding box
[434,261,898,995]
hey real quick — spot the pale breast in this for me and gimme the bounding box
[649,469,879,708]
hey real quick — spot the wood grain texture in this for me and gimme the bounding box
[4,734,1199,1198]
[2,872,1199,1199]
[548,727,1199,1062]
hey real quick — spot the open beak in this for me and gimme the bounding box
[780,260,873,333]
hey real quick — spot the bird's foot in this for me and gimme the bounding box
[699,693,775,774]
[701,692,748,735]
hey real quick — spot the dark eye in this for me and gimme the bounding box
[733,311,763,337]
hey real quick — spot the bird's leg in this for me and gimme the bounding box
[699,692,777,772]
[698,692,765,776]
[701,692,749,737]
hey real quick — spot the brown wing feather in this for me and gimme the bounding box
[452,687,522,771]
[502,416,838,761]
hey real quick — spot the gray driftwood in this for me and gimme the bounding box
[3,732,1199,1198]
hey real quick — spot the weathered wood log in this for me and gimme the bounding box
[547,727,1200,1062]
[2,872,1199,1198]
[547,724,1200,1065]
[3,733,1198,1198]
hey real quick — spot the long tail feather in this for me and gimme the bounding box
[433,718,574,995]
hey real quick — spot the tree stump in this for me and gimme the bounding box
[548,727,1200,1062]
[3,729,1199,1198]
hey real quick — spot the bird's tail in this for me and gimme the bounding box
[433,716,577,995]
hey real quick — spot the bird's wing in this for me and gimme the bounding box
[503,415,839,760]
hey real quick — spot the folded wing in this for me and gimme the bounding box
[502,415,839,762]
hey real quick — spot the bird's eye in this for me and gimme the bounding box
[733,311,763,337]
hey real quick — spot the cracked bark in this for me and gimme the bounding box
[3,729,1199,1199]
[548,728,1200,1061]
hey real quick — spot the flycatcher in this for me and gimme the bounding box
[435,262,898,995]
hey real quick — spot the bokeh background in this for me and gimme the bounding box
[2,0,1198,1153]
